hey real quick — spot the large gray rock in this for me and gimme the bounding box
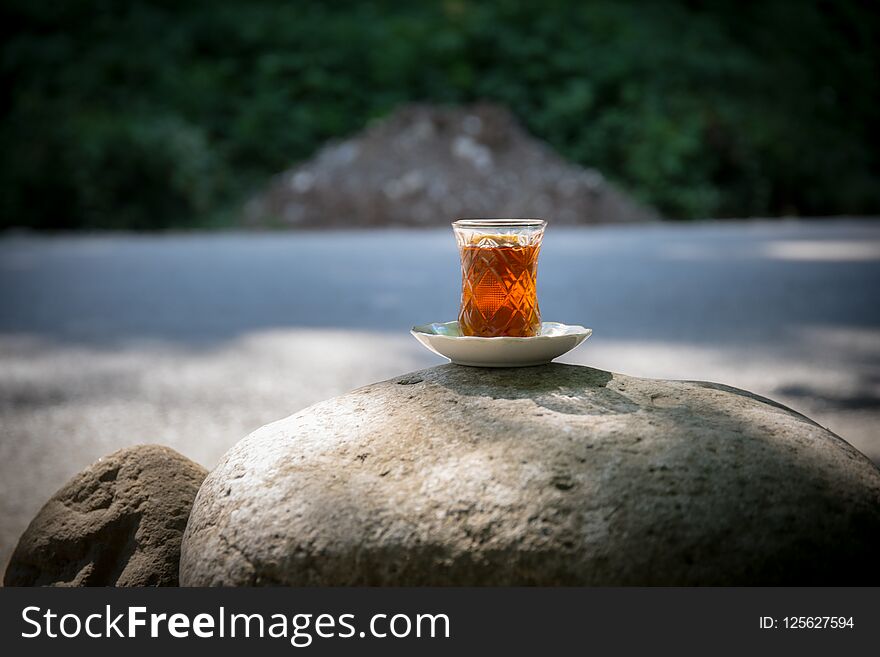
[181,365,880,585]
[5,445,206,586]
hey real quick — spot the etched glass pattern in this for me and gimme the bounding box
[452,219,546,337]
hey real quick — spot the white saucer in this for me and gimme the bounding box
[410,321,592,368]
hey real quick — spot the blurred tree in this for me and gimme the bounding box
[1,0,878,229]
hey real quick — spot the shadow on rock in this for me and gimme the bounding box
[425,363,638,416]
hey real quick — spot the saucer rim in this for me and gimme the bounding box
[411,320,592,342]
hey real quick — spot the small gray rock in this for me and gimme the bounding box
[180,364,880,586]
[5,444,206,586]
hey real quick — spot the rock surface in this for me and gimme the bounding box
[181,365,880,586]
[5,445,206,586]
[245,103,659,228]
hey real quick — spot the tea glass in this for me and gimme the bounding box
[451,218,547,337]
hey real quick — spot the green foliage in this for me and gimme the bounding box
[1,0,878,229]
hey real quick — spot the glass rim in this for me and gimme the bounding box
[452,218,547,229]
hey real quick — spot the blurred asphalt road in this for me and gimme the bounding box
[1,219,879,570]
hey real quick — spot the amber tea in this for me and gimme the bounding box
[452,219,546,337]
